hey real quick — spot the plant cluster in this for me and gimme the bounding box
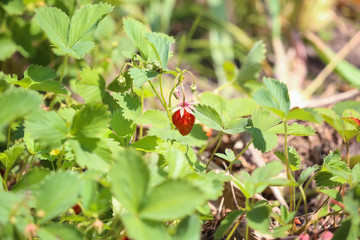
[0,2,360,240]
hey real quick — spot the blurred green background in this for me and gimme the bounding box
[1,0,360,99]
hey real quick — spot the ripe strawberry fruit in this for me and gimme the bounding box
[172,108,195,136]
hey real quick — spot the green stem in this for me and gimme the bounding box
[295,172,319,212]
[28,154,36,170]
[57,144,66,170]
[168,73,182,109]
[3,168,9,191]
[206,133,223,169]
[49,54,68,110]
[226,139,253,172]
[1,175,7,191]
[197,131,221,156]
[149,81,174,129]
[17,154,32,182]
[283,120,294,212]
[225,215,243,240]
[299,186,308,224]
[159,75,167,109]
[139,86,144,140]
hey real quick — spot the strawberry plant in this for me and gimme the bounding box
[0,1,360,240]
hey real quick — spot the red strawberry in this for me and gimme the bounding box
[72,204,81,215]
[172,107,195,136]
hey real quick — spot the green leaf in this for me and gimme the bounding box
[316,108,357,141]
[247,205,270,234]
[70,104,109,138]
[36,171,81,223]
[200,92,259,121]
[70,138,112,171]
[0,191,25,225]
[34,6,69,52]
[214,210,243,240]
[251,109,281,130]
[0,88,42,130]
[280,205,296,224]
[58,108,76,123]
[123,18,152,60]
[20,65,68,94]
[324,150,352,183]
[316,151,352,187]
[110,109,134,138]
[268,122,316,136]
[131,136,161,152]
[145,32,175,69]
[227,97,259,118]
[186,171,229,200]
[0,36,17,61]
[35,4,113,58]
[37,224,83,240]
[274,146,301,171]
[113,92,142,120]
[12,168,50,192]
[68,41,95,58]
[175,215,202,240]
[194,104,223,131]
[108,151,149,214]
[352,164,360,184]
[236,161,287,197]
[148,125,207,147]
[246,127,278,153]
[25,110,68,149]
[70,68,105,103]
[0,142,24,170]
[114,93,169,128]
[333,100,360,116]
[68,3,113,47]
[287,108,322,123]
[253,77,290,118]
[223,118,249,134]
[121,213,169,240]
[140,109,170,128]
[139,180,205,221]
[298,165,319,186]
[129,67,159,88]
[215,148,236,162]
[332,218,359,240]
[165,148,190,179]
[237,40,266,83]
[1,0,25,15]
[318,189,342,202]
